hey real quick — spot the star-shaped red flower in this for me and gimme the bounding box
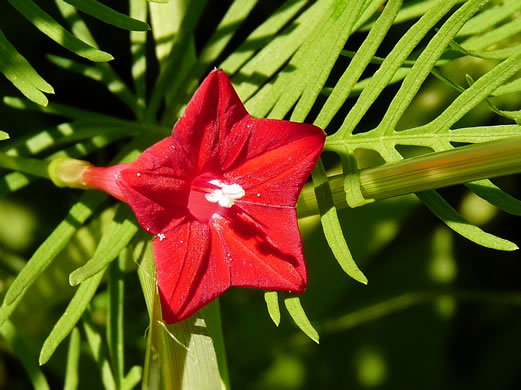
[83,70,325,323]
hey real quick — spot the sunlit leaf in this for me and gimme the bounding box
[63,0,150,31]
[264,291,281,327]
[7,0,113,62]
[417,190,518,251]
[0,191,107,328]
[0,31,53,106]
[39,268,105,365]
[63,328,81,390]
[284,295,319,344]
[69,205,139,286]
[312,159,367,283]
[83,308,117,390]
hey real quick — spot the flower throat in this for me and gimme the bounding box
[188,174,245,221]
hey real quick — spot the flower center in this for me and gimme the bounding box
[204,179,245,208]
[188,175,245,221]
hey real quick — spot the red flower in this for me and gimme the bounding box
[83,70,325,323]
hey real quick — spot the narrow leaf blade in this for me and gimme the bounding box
[313,159,368,284]
[417,190,518,251]
[284,295,319,344]
[264,291,281,326]
[63,0,150,31]
[0,191,106,327]
[63,328,81,390]
[8,0,113,62]
[39,268,106,365]
[69,205,139,286]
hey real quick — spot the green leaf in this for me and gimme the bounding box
[417,190,518,251]
[373,0,487,136]
[147,0,208,121]
[220,0,309,75]
[260,0,365,121]
[122,366,143,390]
[2,119,164,159]
[148,0,184,67]
[461,16,521,52]
[107,252,126,389]
[69,205,139,286]
[160,0,260,121]
[234,0,330,110]
[264,291,281,327]
[315,0,402,129]
[424,51,521,132]
[0,31,53,106]
[130,0,148,112]
[331,0,463,139]
[340,152,374,207]
[3,96,116,121]
[136,238,229,389]
[313,159,368,284]
[494,75,521,96]
[0,321,51,390]
[198,0,258,71]
[457,0,521,36]
[55,0,145,120]
[7,0,113,62]
[0,131,8,141]
[284,295,319,344]
[0,191,107,328]
[63,328,81,390]
[289,0,367,122]
[47,55,141,116]
[465,180,521,216]
[39,264,106,365]
[83,308,117,390]
[359,0,440,31]
[63,0,150,31]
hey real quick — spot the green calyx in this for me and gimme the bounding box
[48,157,92,189]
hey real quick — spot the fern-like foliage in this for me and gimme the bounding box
[1,0,521,388]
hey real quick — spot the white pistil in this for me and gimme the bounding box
[205,179,245,208]
[157,233,165,241]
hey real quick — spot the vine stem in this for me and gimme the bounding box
[0,153,50,178]
[297,135,521,217]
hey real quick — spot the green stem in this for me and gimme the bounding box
[320,288,521,334]
[297,136,521,217]
[360,136,521,200]
[0,153,50,178]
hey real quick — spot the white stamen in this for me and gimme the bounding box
[205,180,245,208]
[136,172,141,177]
[257,193,261,197]
[157,233,165,241]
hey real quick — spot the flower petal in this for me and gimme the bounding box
[211,206,307,293]
[172,70,251,172]
[240,118,325,163]
[154,219,231,323]
[118,137,192,234]
[225,120,325,207]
